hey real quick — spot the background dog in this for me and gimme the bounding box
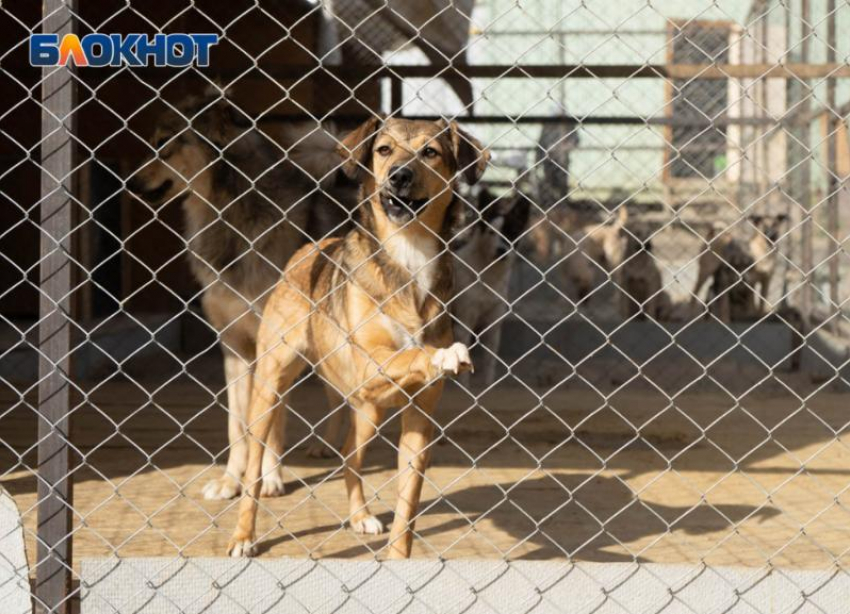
[691,222,733,311]
[128,91,356,499]
[619,228,664,320]
[226,116,488,560]
[748,213,788,313]
[452,187,531,387]
[538,204,629,302]
[709,238,758,323]
[580,204,629,271]
[691,213,787,319]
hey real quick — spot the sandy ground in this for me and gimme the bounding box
[2,379,850,572]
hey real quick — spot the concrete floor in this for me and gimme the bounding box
[2,379,850,571]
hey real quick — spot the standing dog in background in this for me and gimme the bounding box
[226,116,489,559]
[580,205,629,271]
[619,227,664,320]
[748,213,788,314]
[452,188,531,387]
[710,239,758,323]
[129,91,356,499]
[690,222,732,310]
[691,213,787,317]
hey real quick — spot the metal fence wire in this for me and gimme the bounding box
[1,0,850,613]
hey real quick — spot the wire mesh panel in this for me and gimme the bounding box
[1,0,849,613]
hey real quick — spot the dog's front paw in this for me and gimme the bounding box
[227,533,256,558]
[431,343,473,377]
[351,514,385,535]
[260,467,286,498]
[203,474,241,500]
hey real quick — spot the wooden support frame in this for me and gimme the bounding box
[80,63,850,89]
[826,0,840,334]
[267,63,850,80]
[36,1,77,613]
[800,0,814,327]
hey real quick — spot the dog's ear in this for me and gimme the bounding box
[615,204,629,227]
[445,121,490,184]
[337,115,384,180]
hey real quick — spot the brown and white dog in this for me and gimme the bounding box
[581,204,629,271]
[546,205,629,301]
[709,238,758,323]
[226,116,489,559]
[690,223,733,310]
[691,214,787,317]
[452,188,531,387]
[307,187,529,448]
[128,92,356,499]
[748,213,788,313]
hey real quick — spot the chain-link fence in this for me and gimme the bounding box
[2,0,850,612]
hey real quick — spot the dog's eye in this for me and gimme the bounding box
[376,145,392,156]
[154,136,170,150]
[422,147,439,159]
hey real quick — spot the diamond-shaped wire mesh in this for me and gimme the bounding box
[1,0,850,612]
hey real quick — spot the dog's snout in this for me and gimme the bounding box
[388,166,413,191]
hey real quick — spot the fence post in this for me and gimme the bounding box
[826,0,840,334]
[36,1,77,613]
[799,0,813,327]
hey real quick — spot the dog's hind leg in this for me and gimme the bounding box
[259,405,287,497]
[306,387,346,459]
[203,352,251,500]
[343,399,386,536]
[386,382,442,559]
[227,340,306,557]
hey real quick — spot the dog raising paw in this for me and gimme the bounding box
[431,343,473,376]
[224,117,490,560]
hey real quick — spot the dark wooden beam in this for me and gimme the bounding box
[77,63,850,89]
[280,62,850,80]
[261,113,776,126]
[36,1,77,613]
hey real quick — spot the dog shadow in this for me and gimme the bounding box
[325,473,779,561]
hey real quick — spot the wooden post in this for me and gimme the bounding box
[800,0,813,327]
[36,1,77,613]
[826,0,840,334]
[390,75,403,115]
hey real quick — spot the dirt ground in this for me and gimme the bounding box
[2,378,850,572]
